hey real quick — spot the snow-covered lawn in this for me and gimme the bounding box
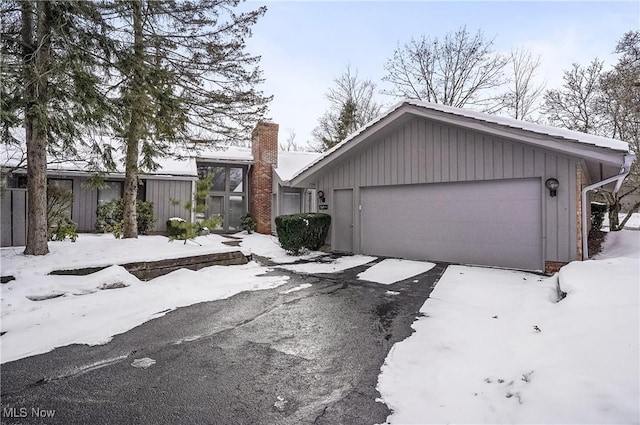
[377,230,640,424]
[0,233,238,277]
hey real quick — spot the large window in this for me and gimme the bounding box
[98,181,123,205]
[196,163,248,231]
[48,178,73,219]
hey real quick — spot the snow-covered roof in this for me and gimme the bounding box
[195,145,253,163]
[291,100,631,185]
[404,100,629,151]
[274,151,322,182]
[1,129,199,178]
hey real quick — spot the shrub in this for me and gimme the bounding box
[166,216,222,243]
[240,213,257,234]
[591,202,607,230]
[275,213,331,255]
[47,183,78,242]
[48,216,78,242]
[96,198,155,237]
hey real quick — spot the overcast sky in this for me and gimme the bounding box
[243,1,639,148]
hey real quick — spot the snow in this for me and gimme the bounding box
[279,283,312,294]
[131,357,156,369]
[274,151,322,182]
[1,262,288,363]
[376,230,640,424]
[404,99,630,152]
[195,145,253,162]
[1,130,198,177]
[602,211,640,230]
[0,233,238,277]
[357,259,435,284]
[233,232,326,263]
[278,255,376,274]
[0,233,303,364]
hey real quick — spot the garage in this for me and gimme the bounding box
[360,178,543,270]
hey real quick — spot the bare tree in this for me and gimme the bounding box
[311,65,383,151]
[541,32,640,231]
[279,131,305,152]
[598,31,640,230]
[501,49,546,120]
[382,26,508,111]
[541,59,607,134]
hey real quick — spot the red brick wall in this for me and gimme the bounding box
[250,122,279,234]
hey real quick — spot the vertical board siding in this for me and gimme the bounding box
[74,177,98,232]
[146,179,192,232]
[315,116,580,263]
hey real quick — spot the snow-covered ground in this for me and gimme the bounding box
[376,229,640,424]
[602,211,640,230]
[358,259,435,285]
[0,232,311,363]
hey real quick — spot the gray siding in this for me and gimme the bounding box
[316,116,579,263]
[72,177,98,232]
[146,179,193,232]
[1,189,28,247]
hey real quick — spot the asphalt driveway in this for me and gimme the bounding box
[1,257,447,425]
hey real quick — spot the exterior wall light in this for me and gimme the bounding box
[545,178,559,197]
[317,190,325,203]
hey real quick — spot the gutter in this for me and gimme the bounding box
[581,154,635,259]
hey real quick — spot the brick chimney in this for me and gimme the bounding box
[250,121,279,234]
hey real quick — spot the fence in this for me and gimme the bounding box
[1,188,27,247]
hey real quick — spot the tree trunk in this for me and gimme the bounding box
[23,1,50,256]
[122,0,144,239]
[607,194,621,231]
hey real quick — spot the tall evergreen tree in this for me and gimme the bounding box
[1,1,111,255]
[101,0,270,238]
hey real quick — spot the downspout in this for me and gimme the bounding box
[581,154,635,259]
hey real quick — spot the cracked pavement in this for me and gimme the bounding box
[1,257,447,425]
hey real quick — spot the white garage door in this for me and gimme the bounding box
[361,178,542,270]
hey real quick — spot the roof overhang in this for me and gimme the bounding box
[290,101,630,187]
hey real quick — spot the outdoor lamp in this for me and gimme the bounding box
[317,190,325,203]
[545,178,559,197]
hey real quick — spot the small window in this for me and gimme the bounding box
[283,192,301,215]
[98,181,123,205]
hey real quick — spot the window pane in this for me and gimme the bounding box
[207,195,224,230]
[283,192,301,215]
[98,181,122,205]
[48,179,73,219]
[211,167,226,191]
[197,165,225,192]
[228,195,245,230]
[229,167,244,193]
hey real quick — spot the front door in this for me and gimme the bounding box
[333,188,354,253]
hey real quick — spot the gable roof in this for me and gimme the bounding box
[290,100,632,186]
[274,151,322,182]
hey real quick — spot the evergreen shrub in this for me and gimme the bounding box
[275,213,331,255]
[96,199,155,237]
